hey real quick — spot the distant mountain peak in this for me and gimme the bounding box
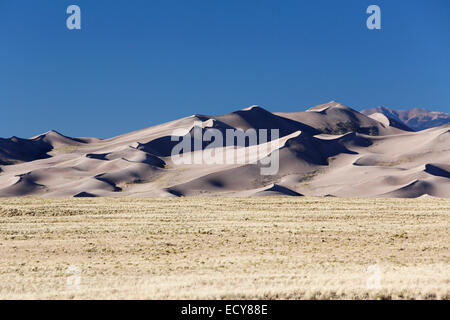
[361,106,450,131]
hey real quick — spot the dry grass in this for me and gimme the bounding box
[0,197,449,299]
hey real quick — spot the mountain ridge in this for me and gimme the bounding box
[361,106,450,131]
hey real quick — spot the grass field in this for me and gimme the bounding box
[0,197,449,299]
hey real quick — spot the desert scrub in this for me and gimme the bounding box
[0,197,448,299]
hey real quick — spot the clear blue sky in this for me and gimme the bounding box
[1,0,449,138]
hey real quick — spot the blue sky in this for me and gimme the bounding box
[1,0,449,138]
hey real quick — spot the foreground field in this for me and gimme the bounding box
[0,197,449,299]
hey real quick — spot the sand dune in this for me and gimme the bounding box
[277,101,409,136]
[31,130,88,147]
[368,113,414,132]
[0,174,47,197]
[214,105,319,136]
[0,102,448,198]
[0,136,52,165]
[247,183,303,197]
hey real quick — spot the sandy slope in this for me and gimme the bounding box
[0,102,449,198]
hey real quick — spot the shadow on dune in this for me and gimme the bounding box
[425,164,450,178]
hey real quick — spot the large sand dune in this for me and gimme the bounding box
[0,101,449,198]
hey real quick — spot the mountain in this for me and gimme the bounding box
[361,106,450,131]
[0,102,449,198]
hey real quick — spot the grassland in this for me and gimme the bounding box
[0,197,449,299]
